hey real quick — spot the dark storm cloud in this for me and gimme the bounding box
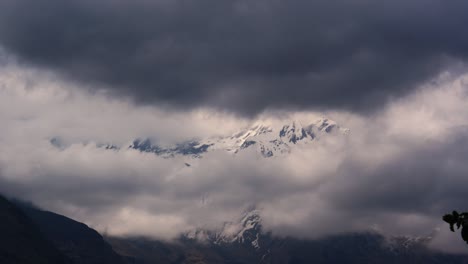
[0,0,467,115]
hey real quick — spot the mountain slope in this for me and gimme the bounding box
[0,195,69,264]
[16,202,125,264]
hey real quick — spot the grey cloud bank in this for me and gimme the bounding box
[1,0,468,115]
[1,60,468,252]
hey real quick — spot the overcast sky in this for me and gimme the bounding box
[1,0,468,253]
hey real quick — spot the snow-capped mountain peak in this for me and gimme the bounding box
[127,117,349,158]
[59,117,349,159]
[184,208,263,249]
[279,121,310,143]
[214,209,262,246]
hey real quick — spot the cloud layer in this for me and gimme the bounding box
[2,58,468,252]
[1,0,468,115]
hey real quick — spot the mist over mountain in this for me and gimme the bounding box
[127,118,349,158]
[2,0,468,261]
[3,193,468,264]
[49,117,348,160]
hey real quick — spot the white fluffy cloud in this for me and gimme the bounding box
[1,56,468,252]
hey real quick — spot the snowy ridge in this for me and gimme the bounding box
[213,209,262,247]
[50,117,349,158]
[384,232,436,252]
[129,117,349,158]
[184,209,263,249]
[184,207,437,252]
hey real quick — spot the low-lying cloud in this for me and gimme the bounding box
[1,61,468,252]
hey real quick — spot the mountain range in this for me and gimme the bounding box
[12,117,465,263]
[3,187,468,263]
[128,118,349,158]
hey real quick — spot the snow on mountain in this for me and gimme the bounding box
[49,117,349,159]
[384,231,437,253]
[213,209,262,246]
[129,117,349,158]
[184,208,263,250]
[129,139,211,158]
[183,206,437,253]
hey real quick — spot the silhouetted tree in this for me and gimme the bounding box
[443,211,468,244]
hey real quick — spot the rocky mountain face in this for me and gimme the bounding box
[183,209,262,248]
